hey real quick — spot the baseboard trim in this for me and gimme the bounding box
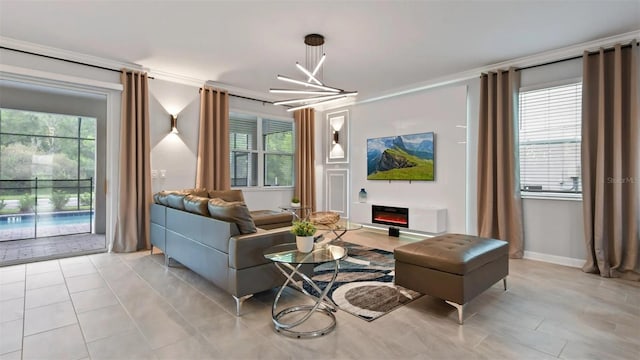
[523,251,585,268]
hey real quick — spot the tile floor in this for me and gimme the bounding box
[0,230,638,359]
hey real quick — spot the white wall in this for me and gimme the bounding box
[148,81,296,210]
[346,85,468,234]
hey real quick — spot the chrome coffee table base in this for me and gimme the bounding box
[271,260,340,338]
[273,305,336,338]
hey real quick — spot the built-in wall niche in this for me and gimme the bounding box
[326,109,349,163]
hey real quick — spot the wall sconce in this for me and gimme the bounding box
[327,110,349,163]
[170,115,179,134]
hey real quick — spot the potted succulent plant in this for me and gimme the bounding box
[290,220,317,253]
[290,196,301,208]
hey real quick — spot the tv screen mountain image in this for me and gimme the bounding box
[367,132,435,181]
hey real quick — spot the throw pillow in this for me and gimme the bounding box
[182,188,209,197]
[183,195,210,216]
[207,198,257,234]
[207,190,245,202]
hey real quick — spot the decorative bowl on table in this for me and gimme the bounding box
[309,211,340,225]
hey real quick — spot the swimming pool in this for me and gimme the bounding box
[0,211,94,228]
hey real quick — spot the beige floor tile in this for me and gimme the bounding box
[77,304,136,342]
[559,336,640,360]
[0,269,24,285]
[0,265,24,273]
[0,350,21,360]
[58,255,91,265]
[22,324,88,360]
[0,282,24,302]
[154,334,221,359]
[65,273,106,293]
[25,283,70,309]
[88,252,123,269]
[0,319,22,355]
[70,287,119,313]
[86,330,155,360]
[25,260,59,275]
[133,308,196,350]
[0,298,23,324]
[25,270,64,290]
[61,262,97,278]
[23,300,77,336]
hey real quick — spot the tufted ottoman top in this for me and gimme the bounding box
[394,233,508,275]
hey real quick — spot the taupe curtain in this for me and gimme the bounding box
[581,43,639,280]
[196,86,230,190]
[477,69,524,258]
[294,108,316,211]
[113,70,151,252]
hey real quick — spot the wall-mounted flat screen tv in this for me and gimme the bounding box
[367,132,435,181]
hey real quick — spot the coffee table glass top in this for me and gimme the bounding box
[264,243,347,265]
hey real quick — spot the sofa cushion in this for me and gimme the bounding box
[208,198,257,234]
[183,188,209,197]
[208,190,245,202]
[183,195,210,216]
[154,190,188,210]
[250,210,293,228]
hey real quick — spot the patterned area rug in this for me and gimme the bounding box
[302,240,422,321]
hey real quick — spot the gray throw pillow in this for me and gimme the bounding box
[182,188,209,197]
[207,190,245,202]
[207,198,256,234]
[183,195,210,216]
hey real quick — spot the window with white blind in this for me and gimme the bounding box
[519,82,582,197]
[229,113,293,187]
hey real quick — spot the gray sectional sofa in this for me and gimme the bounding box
[150,189,309,315]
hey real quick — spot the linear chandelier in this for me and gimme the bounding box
[270,34,357,112]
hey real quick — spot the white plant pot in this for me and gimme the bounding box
[291,202,300,208]
[296,236,314,253]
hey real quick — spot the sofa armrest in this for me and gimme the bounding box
[228,227,293,270]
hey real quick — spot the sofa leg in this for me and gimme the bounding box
[503,277,508,291]
[445,300,464,325]
[150,246,154,255]
[233,294,253,316]
[164,254,170,267]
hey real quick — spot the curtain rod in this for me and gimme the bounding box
[0,46,156,79]
[517,41,638,72]
[0,46,277,105]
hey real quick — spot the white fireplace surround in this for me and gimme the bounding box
[351,202,447,234]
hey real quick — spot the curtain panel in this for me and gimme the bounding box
[113,69,152,252]
[294,108,316,211]
[196,86,230,190]
[581,43,639,280]
[477,69,524,258]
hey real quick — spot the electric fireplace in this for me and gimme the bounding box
[372,205,409,228]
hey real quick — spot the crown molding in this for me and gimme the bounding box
[0,36,144,72]
[0,36,209,86]
[332,29,640,108]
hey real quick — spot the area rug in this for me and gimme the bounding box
[302,240,422,321]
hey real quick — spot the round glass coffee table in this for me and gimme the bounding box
[263,243,347,338]
[315,219,363,244]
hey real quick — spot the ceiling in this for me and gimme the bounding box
[0,1,638,101]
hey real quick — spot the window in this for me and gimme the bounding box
[519,82,582,196]
[229,113,293,187]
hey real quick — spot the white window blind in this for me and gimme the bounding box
[229,113,293,187]
[519,82,582,195]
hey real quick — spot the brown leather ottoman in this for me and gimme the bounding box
[394,233,508,324]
